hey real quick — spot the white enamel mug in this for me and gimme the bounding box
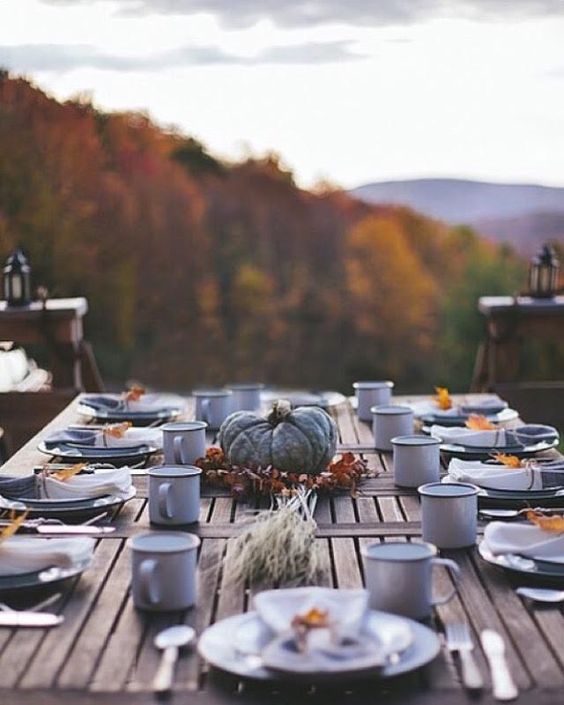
[362,541,460,620]
[418,482,479,549]
[193,389,233,430]
[372,405,414,451]
[162,421,207,465]
[228,383,264,412]
[353,381,394,422]
[391,435,441,488]
[130,531,200,611]
[148,465,202,526]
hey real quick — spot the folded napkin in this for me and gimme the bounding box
[0,536,95,576]
[255,588,384,673]
[459,396,508,415]
[43,427,162,450]
[254,587,368,641]
[0,474,37,500]
[448,458,564,491]
[483,521,564,564]
[82,393,184,414]
[40,466,133,500]
[410,401,463,419]
[431,425,515,448]
[431,424,558,448]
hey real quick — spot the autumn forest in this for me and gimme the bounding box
[0,73,529,393]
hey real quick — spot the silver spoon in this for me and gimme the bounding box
[516,587,564,603]
[152,625,196,693]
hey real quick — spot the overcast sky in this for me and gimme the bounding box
[1,0,564,188]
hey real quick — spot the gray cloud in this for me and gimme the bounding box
[40,1,564,28]
[0,40,363,73]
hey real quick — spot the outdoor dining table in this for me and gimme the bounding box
[0,393,563,705]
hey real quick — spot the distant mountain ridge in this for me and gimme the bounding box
[350,178,564,254]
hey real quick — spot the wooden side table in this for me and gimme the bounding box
[0,297,102,390]
[471,295,564,391]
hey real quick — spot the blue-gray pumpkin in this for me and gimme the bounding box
[218,399,337,474]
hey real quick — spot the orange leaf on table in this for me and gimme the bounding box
[124,385,145,403]
[52,463,87,481]
[491,453,522,469]
[103,422,132,439]
[0,510,29,544]
[466,414,496,430]
[434,387,452,410]
[526,511,564,533]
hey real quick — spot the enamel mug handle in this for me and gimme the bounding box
[139,558,160,606]
[173,435,188,464]
[158,482,174,520]
[200,398,210,424]
[431,557,460,606]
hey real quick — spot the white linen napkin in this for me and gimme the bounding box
[44,427,162,450]
[460,396,507,414]
[483,521,564,563]
[0,536,95,576]
[254,587,368,641]
[409,401,463,419]
[431,425,512,447]
[448,458,564,491]
[40,466,133,500]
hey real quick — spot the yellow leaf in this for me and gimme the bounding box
[0,510,29,544]
[526,511,564,533]
[466,414,496,430]
[491,453,522,469]
[52,463,87,482]
[434,387,452,410]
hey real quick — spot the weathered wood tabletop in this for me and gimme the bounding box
[0,394,563,705]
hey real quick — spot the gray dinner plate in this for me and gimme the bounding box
[441,475,564,508]
[438,438,558,460]
[478,541,564,581]
[420,407,519,427]
[198,611,440,682]
[0,557,92,594]
[38,441,157,465]
[0,487,136,519]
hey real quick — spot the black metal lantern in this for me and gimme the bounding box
[528,244,559,299]
[3,248,32,306]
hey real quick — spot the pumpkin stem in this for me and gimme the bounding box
[267,399,293,425]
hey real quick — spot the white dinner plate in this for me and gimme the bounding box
[198,610,440,682]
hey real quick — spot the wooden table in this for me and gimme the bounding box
[0,297,100,390]
[1,394,563,705]
[472,295,564,390]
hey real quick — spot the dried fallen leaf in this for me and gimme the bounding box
[124,385,145,403]
[0,510,29,544]
[526,510,564,533]
[103,421,132,439]
[466,414,496,430]
[491,453,522,469]
[52,463,87,481]
[434,386,452,410]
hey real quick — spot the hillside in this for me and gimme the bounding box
[0,74,527,391]
[351,178,564,253]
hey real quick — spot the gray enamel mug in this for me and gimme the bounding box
[162,421,207,465]
[391,435,441,487]
[418,482,479,549]
[353,381,394,422]
[362,542,459,620]
[130,532,200,611]
[148,465,202,526]
[372,405,414,451]
[193,389,232,430]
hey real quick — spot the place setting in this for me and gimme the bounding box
[78,385,186,426]
[37,420,162,465]
[409,387,518,427]
[0,463,137,519]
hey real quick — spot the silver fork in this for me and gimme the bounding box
[445,622,484,691]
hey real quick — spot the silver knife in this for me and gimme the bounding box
[35,525,115,536]
[481,629,518,701]
[0,611,63,628]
